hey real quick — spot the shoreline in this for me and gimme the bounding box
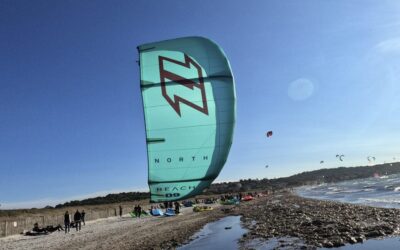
[236,191,400,248]
[1,192,400,249]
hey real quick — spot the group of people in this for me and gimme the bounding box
[162,201,181,214]
[26,223,64,236]
[64,210,85,233]
[133,204,142,217]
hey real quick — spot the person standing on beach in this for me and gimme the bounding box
[81,210,86,226]
[74,210,82,231]
[119,205,123,217]
[64,211,70,233]
[137,205,142,218]
[174,201,180,214]
[163,201,168,212]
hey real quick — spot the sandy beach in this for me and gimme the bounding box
[2,192,400,249]
[0,203,226,250]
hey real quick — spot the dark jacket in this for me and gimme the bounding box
[64,213,70,223]
[74,211,81,221]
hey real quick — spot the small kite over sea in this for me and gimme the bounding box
[336,154,344,161]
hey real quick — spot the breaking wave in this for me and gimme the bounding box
[296,173,400,209]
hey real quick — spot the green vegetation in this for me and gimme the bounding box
[54,192,150,208]
[206,162,400,194]
[2,163,400,212]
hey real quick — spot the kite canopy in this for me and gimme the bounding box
[336,154,344,161]
[138,37,236,202]
[367,156,376,163]
[266,131,273,137]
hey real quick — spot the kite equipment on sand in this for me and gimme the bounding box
[164,208,176,216]
[220,198,240,205]
[129,210,149,218]
[150,209,164,216]
[242,195,253,201]
[193,206,214,212]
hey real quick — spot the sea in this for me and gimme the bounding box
[180,175,400,250]
[296,173,400,209]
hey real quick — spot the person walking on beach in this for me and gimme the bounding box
[174,201,180,214]
[74,210,82,231]
[137,205,142,218]
[119,205,123,217]
[64,211,70,233]
[81,210,86,226]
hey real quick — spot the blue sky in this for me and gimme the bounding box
[1,0,400,208]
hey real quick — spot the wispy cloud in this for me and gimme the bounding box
[374,38,400,54]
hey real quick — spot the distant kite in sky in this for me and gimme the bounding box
[336,154,344,161]
[320,161,324,164]
[266,131,273,138]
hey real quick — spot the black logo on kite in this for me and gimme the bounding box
[158,54,208,116]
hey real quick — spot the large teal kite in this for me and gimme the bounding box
[137,37,236,202]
